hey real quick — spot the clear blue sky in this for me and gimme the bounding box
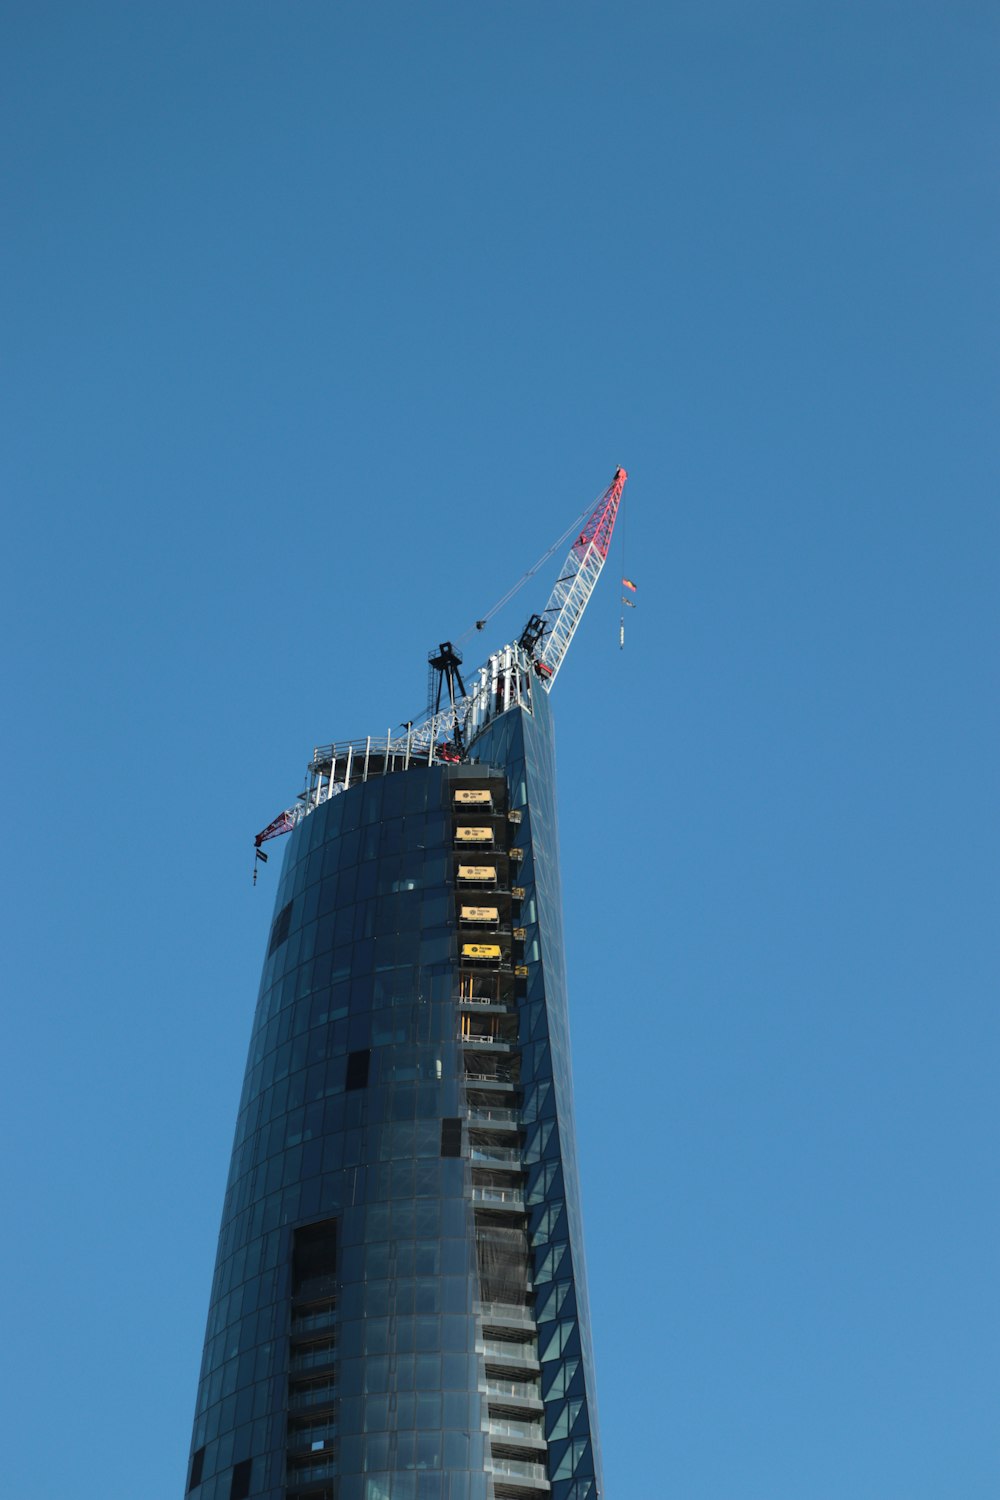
[3,4,997,1497]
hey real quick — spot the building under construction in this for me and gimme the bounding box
[185,468,628,1500]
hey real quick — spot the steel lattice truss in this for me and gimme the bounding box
[535,466,625,689]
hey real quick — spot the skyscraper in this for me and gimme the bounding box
[185,471,626,1500]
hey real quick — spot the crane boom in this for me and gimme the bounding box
[534,466,627,690]
[255,808,301,847]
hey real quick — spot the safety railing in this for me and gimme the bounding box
[288,1425,337,1453]
[289,1342,336,1373]
[467,1106,520,1125]
[481,1377,541,1402]
[470,1145,522,1166]
[479,1301,535,1325]
[488,1416,545,1443]
[291,1305,338,1335]
[481,1337,538,1362]
[488,1456,549,1482]
[288,1382,336,1411]
[473,1186,524,1208]
[287,1458,339,1482]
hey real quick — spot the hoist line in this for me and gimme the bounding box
[452,489,604,647]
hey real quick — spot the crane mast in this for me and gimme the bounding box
[254,466,628,865]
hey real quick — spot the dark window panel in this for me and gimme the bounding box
[229,1458,252,1500]
[293,1217,339,1299]
[188,1445,205,1490]
[440,1118,463,1158]
[345,1049,371,1091]
[267,901,293,956]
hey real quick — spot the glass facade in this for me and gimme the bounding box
[186,686,602,1500]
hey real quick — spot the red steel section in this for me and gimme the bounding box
[572,466,628,560]
[254,808,298,848]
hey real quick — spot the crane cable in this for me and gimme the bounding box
[453,489,603,647]
[618,485,638,649]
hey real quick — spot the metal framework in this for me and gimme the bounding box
[254,468,628,854]
[535,466,627,690]
[255,643,538,850]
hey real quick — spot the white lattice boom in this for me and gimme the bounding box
[536,466,627,690]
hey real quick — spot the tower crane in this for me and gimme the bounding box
[253,466,628,872]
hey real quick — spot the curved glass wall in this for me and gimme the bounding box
[185,687,601,1500]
